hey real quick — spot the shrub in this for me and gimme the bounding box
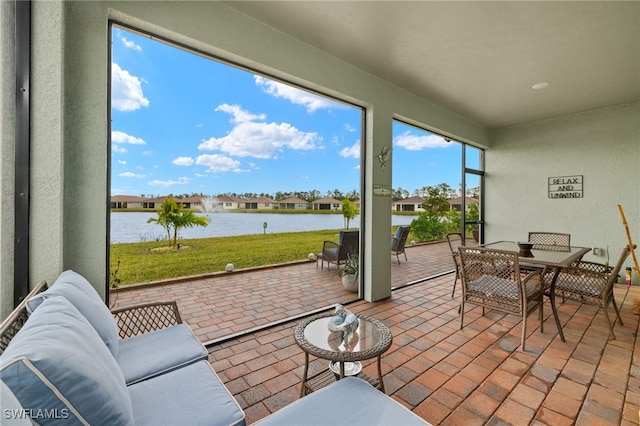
[410,214,449,242]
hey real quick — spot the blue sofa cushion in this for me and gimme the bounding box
[128,360,246,426]
[26,270,120,357]
[118,323,208,384]
[0,297,134,425]
[254,376,430,426]
[0,380,31,425]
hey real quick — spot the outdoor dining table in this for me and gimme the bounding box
[482,241,591,342]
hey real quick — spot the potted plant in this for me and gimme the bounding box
[339,253,359,293]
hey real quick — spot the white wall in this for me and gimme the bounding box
[486,102,640,280]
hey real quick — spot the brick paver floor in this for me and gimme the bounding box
[110,241,456,344]
[110,241,640,425]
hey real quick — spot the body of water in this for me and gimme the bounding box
[110,212,415,243]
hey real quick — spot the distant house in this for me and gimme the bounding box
[142,196,166,209]
[177,195,202,209]
[243,196,276,210]
[312,197,342,211]
[278,197,310,210]
[448,196,479,212]
[110,195,146,209]
[212,196,243,210]
[393,196,425,212]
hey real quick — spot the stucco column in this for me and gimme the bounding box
[30,1,66,289]
[363,107,393,302]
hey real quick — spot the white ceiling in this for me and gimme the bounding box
[225,1,640,129]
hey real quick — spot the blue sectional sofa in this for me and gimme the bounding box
[0,271,245,426]
[0,271,431,426]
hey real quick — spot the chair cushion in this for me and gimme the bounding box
[323,247,338,260]
[468,275,538,299]
[118,323,208,384]
[127,360,246,426]
[554,274,605,297]
[26,270,120,357]
[0,297,134,425]
[393,227,404,239]
[255,376,430,425]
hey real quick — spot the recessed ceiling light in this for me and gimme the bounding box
[532,82,549,90]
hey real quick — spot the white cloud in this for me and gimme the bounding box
[112,130,146,145]
[393,131,449,150]
[118,160,127,165]
[148,177,191,187]
[344,123,356,132]
[215,104,266,124]
[112,144,127,154]
[339,142,360,159]
[111,63,149,112]
[254,76,335,113]
[195,154,243,172]
[172,156,195,166]
[121,36,142,52]
[199,104,321,159]
[119,171,146,178]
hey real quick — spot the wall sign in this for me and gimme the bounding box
[548,175,583,199]
[373,184,392,197]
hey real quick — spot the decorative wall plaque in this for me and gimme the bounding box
[373,184,392,197]
[548,175,583,199]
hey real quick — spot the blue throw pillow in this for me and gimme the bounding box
[26,270,119,357]
[1,297,134,425]
[1,380,31,425]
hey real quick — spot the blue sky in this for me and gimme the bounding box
[111,27,468,198]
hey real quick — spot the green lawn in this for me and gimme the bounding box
[110,229,347,286]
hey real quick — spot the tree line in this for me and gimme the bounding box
[140,184,479,203]
[147,185,480,246]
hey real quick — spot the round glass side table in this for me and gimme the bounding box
[294,314,392,397]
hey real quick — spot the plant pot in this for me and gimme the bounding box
[472,229,479,242]
[341,274,358,292]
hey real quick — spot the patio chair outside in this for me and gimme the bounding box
[321,229,359,271]
[391,226,411,264]
[446,232,463,297]
[543,244,634,340]
[458,247,544,351]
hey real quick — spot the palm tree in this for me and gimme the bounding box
[171,210,209,247]
[147,197,209,247]
[147,197,179,245]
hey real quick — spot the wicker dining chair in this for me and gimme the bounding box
[520,232,572,275]
[446,232,463,297]
[542,244,634,340]
[528,232,571,251]
[458,247,544,351]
